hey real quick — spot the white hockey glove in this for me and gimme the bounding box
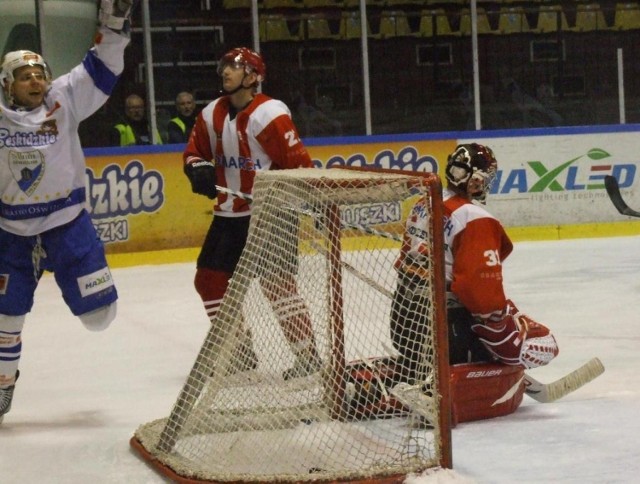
[99,0,136,33]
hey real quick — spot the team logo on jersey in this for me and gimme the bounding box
[0,274,8,294]
[9,149,45,197]
[37,119,59,136]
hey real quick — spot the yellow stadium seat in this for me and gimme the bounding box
[376,10,414,38]
[343,0,385,7]
[385,0,426,6]
[459,8,494,35]
[303,0,338,7]
[259,14,299,41]
[571,3,608,31]
[614,2,640,30]
[533,5,569,33]
[419,9,456,37]
[497,6,530,34]
[224,0,256,8]
[301,13,338,39]
[263,0,302,8]
[339,10,372,39]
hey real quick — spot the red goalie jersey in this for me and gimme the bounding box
[443,188,512,317]
[392,144,558,422]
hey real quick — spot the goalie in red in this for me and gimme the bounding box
[183,47,321,380]
[389,143,559,423]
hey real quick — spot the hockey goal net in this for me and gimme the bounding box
[131,167,451,483]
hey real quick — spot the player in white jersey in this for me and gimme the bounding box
[184,47,319,380]
[0,0,136,424]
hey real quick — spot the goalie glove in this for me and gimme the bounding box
[99,0,136,33]
[471,300,559,369]
[184,159,217,199]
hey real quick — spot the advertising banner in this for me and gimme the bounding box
[467,131,640,227]
[86,140,457,254]
[86,149,212,254]
[85,126,640,254]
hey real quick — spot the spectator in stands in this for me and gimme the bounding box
[110,93,162,146]
[291,90,342,138]
[167,91,197,143]
[499,68,563,128]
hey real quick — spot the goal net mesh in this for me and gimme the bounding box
[131,167,450,483]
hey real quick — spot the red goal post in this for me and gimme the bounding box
[131,167,451,482]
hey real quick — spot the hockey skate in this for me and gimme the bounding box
[390,382,437,426]
[345,357,407,420]
[228,345,258,374]
[225,329,258,375]
[0,370,19,425]
[282,352,322,380]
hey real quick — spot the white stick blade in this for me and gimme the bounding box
[525,357,604,403]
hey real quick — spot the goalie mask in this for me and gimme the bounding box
[217,47,266,91]
[445,143,497,203]
[0,50,52,107]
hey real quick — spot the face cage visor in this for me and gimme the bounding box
[467,166,497,203]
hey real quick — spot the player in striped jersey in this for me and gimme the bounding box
[183,47,319,380]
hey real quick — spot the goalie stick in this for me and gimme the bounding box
[387,357,604,424]
[604,175,640,218]
[523,357,604,403]
[382,341,603,407]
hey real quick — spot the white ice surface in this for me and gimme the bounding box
[1,235,639,483]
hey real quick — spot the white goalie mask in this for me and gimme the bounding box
[0,50,52,106]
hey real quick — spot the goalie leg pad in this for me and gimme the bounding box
[450,362,525,425]
[389,273,431,384]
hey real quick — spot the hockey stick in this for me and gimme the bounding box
[216,185,253,201]
[383,341,603,406]
[394,358,604,417]
[604,175,640,218]
[308,240,395,299]
[523,357,604,403]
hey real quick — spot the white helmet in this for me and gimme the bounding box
[1,50,51,105]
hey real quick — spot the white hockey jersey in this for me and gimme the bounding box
[0,28,129,236]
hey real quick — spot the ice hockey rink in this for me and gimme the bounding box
[1,233,638,483]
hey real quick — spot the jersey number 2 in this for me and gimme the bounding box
[284,130,299,147]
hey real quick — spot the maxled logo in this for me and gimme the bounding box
[493,148,636,194]
[78,268,114,298]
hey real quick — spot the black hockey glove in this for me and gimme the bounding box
[184,160,217,199]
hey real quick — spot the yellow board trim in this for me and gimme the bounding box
[106,222,640,269]
[506,221,640,242]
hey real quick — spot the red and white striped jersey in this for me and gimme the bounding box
[396,187,513,318]
[184,93,313,217]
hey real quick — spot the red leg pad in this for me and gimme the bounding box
[449,362,525,425]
